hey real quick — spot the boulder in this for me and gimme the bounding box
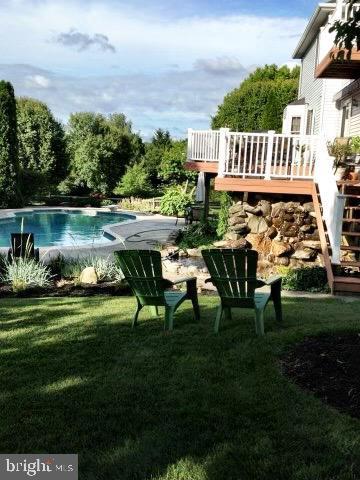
[291,248,317,261]
[274,257,290,267]
[225,232,242,241]
[79,267,98,285]
[162,260,181,273]
[258,200,272,217]
[246,233,272,256]
[271,202,285,217]
[247,215,268,234]
[271,240,293,257]
[186,248,202,258]
[229,238,251,249]
[243,202,263,216]
[303,202,314,212]
[230,224,250,235]
[300,224,314,233]
[266,226,278,240]
[229,217,247,227]
[213,240,229,248]
[281,224,299,237]
[302,240,322,251]
[284,201,301,213]
[229,204,246,215]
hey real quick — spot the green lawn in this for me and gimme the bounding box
[0,295,359,480]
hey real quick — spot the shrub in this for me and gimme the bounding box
[0,258,51,292]
[278,266,329,293]
[100,199,114,207]
[217,192,232,238]
[160,184,194,217]
[114,161,152,197]
[178,221,218,249]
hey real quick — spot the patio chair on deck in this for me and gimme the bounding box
[8,233,40,262]
[201,249,282,335]
[115,250,200,330]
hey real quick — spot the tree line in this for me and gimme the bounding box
[0,81,195,208]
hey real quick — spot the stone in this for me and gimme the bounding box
[229,217,247,227]
[246,233,272,256]
[281,224,299,237]
[79,267,98,285]
[243,203,263,216]
[213,240,229,248]
[284,201,301,213]
[187,266,199,276]
[258,200,272,217]
[229,238,251,249]
[291,248,317,261]
[300,224,314,233]
[225,232,242,241]
[186,248,202,258]
[283,213,295,222]
[265,216,273,227]
[271,240,293,257]
[247,215,268,234]
[230,224,250,235]
[271,202,285,217]
[266,226,278,240]
[272,217,283,229]
[274,257,290,267]
[229,204,246,215]
[302,240,322,251]
[162,260,181,273]
[303,202,314,212]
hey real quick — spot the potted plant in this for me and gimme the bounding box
[327,139,353,181]
[350,136,360,180]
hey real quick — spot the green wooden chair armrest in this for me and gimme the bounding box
[259,275,282,287]
[171,277,197,286]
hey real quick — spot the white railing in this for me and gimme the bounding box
[314,137,346,264]
[187,129,318,180]
[341,2,360,21]
[187,128,220,162]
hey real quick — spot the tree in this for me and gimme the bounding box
[0,81,22,207]
[113,161,152,197]
[63,112,143,195]
[211,65,300,132]
[159,140,197,185]
[151,129,172,149]
[17,98,68,197]
[330,0,360,58]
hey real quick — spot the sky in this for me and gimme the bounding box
[0,0,318,139]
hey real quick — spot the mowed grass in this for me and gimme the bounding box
[0,295,360,480]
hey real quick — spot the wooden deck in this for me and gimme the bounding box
[215,178,314,195]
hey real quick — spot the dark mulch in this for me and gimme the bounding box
[0,282,131,298]
[282,333,360,419]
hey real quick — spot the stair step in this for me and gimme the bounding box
[343,218,360,223]
[340,245,360,252]
[342,194,360,199]
[342,232,360,237]
[340,261,360,267]
[344,206,360,210]
[334,276,360,284]
[333,276,360,294]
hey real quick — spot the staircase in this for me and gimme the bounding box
[313,181,360,295]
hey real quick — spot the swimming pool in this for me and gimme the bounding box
[0,209,135,248]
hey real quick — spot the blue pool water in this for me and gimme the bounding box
[0,210,135,247]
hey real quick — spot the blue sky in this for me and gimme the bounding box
[0,0,318,138]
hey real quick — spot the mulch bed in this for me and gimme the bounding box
[282,333,360,419]
[0,282,131,298]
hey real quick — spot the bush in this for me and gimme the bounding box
[0,258,51,292]
[160,184,194,217]
[178,221,218,249]
[278,266,329,293]
[217,192,232,238]
[114,161,152,197]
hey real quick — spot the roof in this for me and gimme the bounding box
[288,98,306,106]
[293,2,336,59]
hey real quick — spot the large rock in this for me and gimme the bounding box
[284,201,301,213]
[79,267,98,285]
[225,232,242,241]
[247,215,268,234]
[162,259,181,273]
[266,226,278,240]
[230,223,250,235]
[271,240,293,257]
[229,204,246,215]
[302,240,322,251]
[229,217,247,227]
[229,238,251,249]
[271,202,285,217]
[258,200,271,217]
[213,240,229,248]
[246,233,272,256]
[243,203,262,216]
[291,248,317,261]
[186,248,202,258]
[303,202,314,212]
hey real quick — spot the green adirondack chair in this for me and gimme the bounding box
[201,249,282,335]
[115,250,200,330]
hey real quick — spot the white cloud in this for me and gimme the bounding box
[25,74,51,88]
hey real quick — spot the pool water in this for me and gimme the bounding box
[0,210,134,247]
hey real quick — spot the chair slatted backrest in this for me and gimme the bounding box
[202,249,259,307]
[11,233,36,259]
[115,250,170,305]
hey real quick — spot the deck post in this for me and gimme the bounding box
[218,128,230,178]
[264,130,275,180]
[187,128,193,161]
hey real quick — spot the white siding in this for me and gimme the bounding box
[321,79,350,139]
[299,37,324,135]
[350,96,360,136]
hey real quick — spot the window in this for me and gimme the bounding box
[291,117,301,135]
[306,110,314,135]
[340,103,351,137]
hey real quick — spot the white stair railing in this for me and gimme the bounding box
[314,137,346,264]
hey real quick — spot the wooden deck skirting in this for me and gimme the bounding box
[311,183,335,294]
[215,177,314,195]
[186,161,219,173]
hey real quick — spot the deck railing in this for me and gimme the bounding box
[187,129,318,180]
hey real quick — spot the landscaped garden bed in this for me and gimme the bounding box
[282,333,360,419]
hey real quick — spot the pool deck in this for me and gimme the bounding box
[0,207,184,260]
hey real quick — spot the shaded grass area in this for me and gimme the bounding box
[0,295,359,479]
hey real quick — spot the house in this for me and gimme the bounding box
[186,0,360,295]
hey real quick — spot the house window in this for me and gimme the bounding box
[340,103,351,137]
[291,117,301,135]
[306,110,314,135]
